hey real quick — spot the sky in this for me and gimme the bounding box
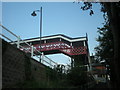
[1,2,104,65]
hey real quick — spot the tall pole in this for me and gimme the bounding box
[31,7,43,62]
[40,7,42,62]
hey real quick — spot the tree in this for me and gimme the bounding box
[95,24,114,63]
[94,23,114,83]
[67,65,88,87]
[101,3,120,88]
[77,1,120,88]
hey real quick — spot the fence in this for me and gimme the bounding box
[0,24,58,68]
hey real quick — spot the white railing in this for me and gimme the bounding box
[0,24,58,68]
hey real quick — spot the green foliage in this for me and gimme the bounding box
[14,57,91,88]
[14,64,90,88]
[94,23,114,82]
[95,24,114,63]
[67,66,88,86]
[45,64,89,88]
[80,2,94,16]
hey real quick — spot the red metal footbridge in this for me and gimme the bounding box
[19,34,91,68]
[20,34,88,56]
[1,24,91,71]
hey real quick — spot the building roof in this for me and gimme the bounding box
[21,34,87,43]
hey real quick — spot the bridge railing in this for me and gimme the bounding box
[0,24,58,68]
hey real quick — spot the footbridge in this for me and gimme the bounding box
[1,24,91,70]
[19,34,88,56]
[17,34,91,68]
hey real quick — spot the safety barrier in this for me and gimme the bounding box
[0,24,58,68]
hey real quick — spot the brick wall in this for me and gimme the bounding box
[31,59,47,81]
[2,39,48,88]
[2,39,26,88]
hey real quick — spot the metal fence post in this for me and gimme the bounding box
[41,52,44,63]
[31,45,34,57]
[50,60,52,67]
[17,36,20,48]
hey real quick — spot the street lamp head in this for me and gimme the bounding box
[31,11,37,16]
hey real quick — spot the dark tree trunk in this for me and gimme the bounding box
[103,2,120,88]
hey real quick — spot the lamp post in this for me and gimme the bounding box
[31,7,42,62]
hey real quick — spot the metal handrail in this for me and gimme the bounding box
[0,24,58,68]
[0,24,18,38]
[0,33,13,42]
